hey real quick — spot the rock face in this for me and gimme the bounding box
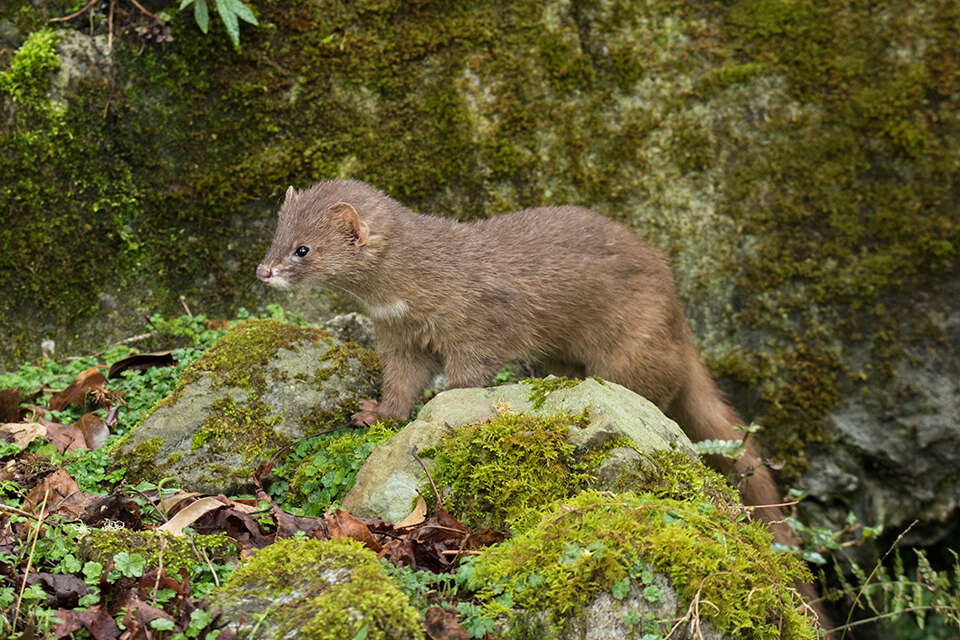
[341,377,696,523]
[114,319,379,494]
[208,537,422,640]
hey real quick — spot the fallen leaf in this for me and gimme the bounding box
[26,572,90,608]
[160,491,204,515]
[77,412,110,449]
[42,417,89,453]
[49,367,109,411]
[0,388,20,422]
[0,421,47,448]
[54,604,121,640]
[325,509,381,552]
[158,497,226,536]
[425,606,471,640]
[81,494,143,528]
[107,351,175,379]
[395,495,428,528]
[23,468,91,519]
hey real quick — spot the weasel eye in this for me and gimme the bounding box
[295,245,309,258]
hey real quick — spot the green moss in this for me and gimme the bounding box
[192,396,285,464]
[472,490,814,639]
[520,376,583,409]
[121,437,165,482]
[81,528,235,575]
[0,28,59,102]
[636,449,741,506]
[177,319,333,392]
[218,537,422,640]
[423,409,608,531]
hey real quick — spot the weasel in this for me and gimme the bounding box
[257,180,788,534]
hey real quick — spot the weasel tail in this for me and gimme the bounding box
[670,346,795,542]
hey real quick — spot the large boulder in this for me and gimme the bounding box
[342,377,697,524]
[114,319,380,494]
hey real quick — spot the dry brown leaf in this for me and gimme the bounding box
[77,413,109,450]
[395,495,428,529]
[23,468,90,519]
[324,508,382,552]
[158,496,226,536]
[49,367,108,411]
[160,491,204,515]
[0,421,47,448]
[0,388,21,422]
[42,418,88,453]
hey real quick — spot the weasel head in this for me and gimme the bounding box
[257,182,384,292]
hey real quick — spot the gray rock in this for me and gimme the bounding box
[50,30,111,105]
[114,319,379,495]
[322,311,376,350]
[342,377,695,523]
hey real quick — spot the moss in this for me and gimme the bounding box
[192,396,286,464]
[635,449,741,507]
[121,437,165,482]
[520,376,583,409]
[315,342,382,388]
[81,528,235,574]
[422,409,607,532]
[176,319,333,392]
[472,490,814,640]
[218,537,422,640]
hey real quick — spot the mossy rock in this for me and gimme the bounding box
[79,529,236,575]
[113,319,380,494]
[209,537,422,640]
[470,490,816,640]
[342,377,700,525]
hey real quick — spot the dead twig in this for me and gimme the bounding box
[12,488,49,632]
[49,0,98,23]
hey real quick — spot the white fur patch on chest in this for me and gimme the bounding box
[364,299,409,321]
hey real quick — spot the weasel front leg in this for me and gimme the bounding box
[352,346,437,426]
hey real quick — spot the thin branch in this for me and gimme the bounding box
[12,488,49,632]
[49,0,98,23]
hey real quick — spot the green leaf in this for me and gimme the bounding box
[151,618,176,631]
[179,0,194,9]
[194,0,209,34]
[642,584,662,603]
[611,576,631,601]
[230,0,258,26]
[216,0,240,48]
[351,625,369,640]
[114,551,147,578]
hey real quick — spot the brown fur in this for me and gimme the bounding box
[257,180,791,538]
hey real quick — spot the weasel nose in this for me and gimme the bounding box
[256,265,272,282]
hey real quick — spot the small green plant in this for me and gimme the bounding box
[179,0,259,49]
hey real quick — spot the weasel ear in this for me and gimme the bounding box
[329,201,369,246]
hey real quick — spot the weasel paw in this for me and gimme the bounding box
[352,399,381,427]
